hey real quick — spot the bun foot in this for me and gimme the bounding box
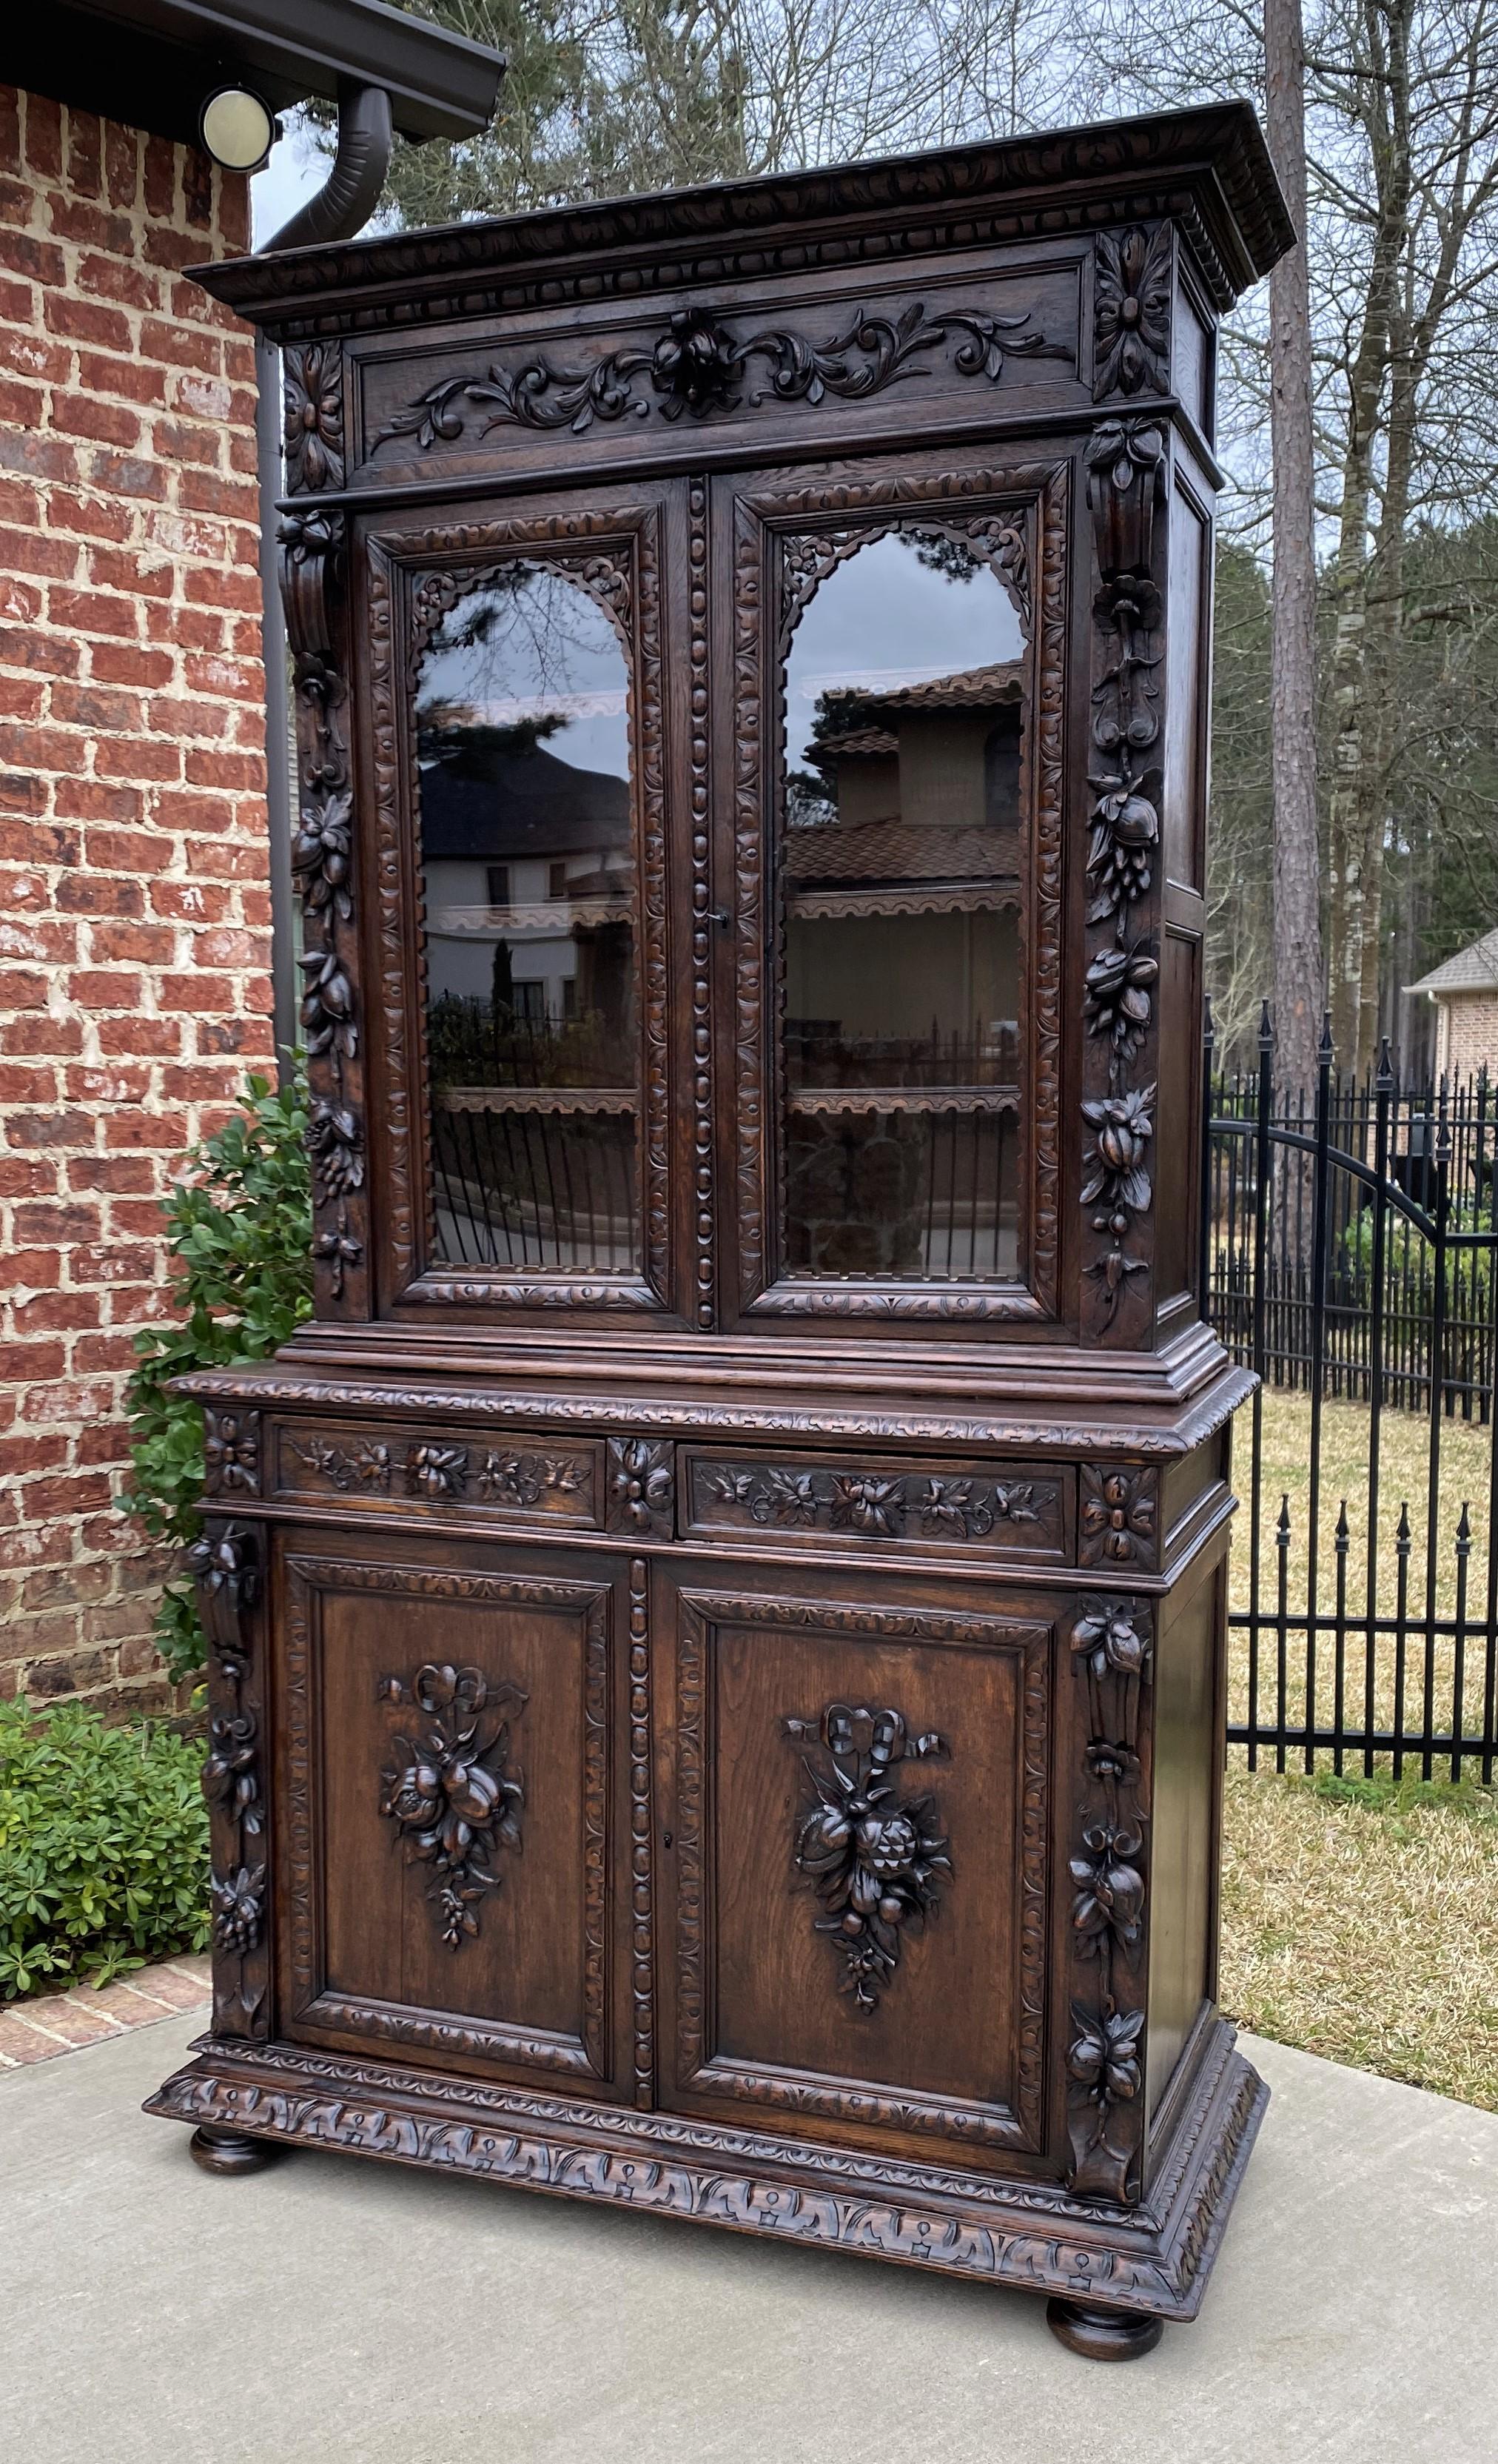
[1046,2297,1164,2361]
[189,2125,278,2176]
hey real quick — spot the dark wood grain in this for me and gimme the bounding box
[154,110,1289,2360]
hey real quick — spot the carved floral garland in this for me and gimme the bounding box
[188,1520,267,2036]
[1081,417,1166,1323]
[1065,1597,1152,2199]
[279,388,366,1307]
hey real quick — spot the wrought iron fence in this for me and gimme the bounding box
[1202,1007,1498,1780]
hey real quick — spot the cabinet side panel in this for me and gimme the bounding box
[1145,1557,1221,2116]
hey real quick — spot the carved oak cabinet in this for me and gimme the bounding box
[148,104,1292,2360]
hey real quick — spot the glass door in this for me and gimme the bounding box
[725,465,1064,1328]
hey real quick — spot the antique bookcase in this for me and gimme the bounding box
[147,103,1292,2361]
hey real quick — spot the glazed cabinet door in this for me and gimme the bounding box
[656,1563,1055,2169]
[271,1527,628,2097]
[713,450,1069,1334]
[352,478,691,1326]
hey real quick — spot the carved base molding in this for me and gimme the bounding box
[148,2018,1266,2325]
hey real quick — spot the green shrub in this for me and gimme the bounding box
[0,1699,210,1998]
[118,1070,312,1685]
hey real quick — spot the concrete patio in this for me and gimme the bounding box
[1,2010,1493,2463]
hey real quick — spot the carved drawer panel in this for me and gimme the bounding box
[683,1448,1068,1561]
[269,1421,605,1529]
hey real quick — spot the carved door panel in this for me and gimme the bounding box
[657,1565,1055,2171]
[272,1527,628,2097]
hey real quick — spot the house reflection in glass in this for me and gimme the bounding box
[414,566,641,1274]
[782,532,1026,1280]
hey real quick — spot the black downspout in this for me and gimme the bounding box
[254,84,394,1078]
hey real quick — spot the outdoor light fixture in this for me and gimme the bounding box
[198,84,277,173]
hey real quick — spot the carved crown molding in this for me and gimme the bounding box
[196,104,1290,341]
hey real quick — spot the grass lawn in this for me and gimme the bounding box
[1219,1383,1498,2111]
[1218,1763,1498,2109]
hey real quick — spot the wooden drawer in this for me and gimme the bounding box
[268,1418,606,1531]
[682,1446,1069,1562]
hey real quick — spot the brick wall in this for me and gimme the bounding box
[0,85,272,1713]
[1437,993,1498,1084]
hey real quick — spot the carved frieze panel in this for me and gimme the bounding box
[359,278,1079,474]
[685,1451,1067,1559]
[272,1421,602,1525]
[189,1517,269,2041]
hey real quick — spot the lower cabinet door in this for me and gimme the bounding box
[273,1527,627,2095]
[659,1566,1055,2168]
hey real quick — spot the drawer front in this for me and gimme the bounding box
[683,1448,1069,1562]
[269,1420,605,1531]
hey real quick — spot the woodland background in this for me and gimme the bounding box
[324,0,1498,1082]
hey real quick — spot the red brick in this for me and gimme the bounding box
[0,431,80,486]
[0,87,19,178]
[13,1291,101,1335]
[80,830,173,876]
[87,449,169,502]
[23,92,62,181]
[87,920,174,965]
[0,627,81,677]
[93,1016,181,1057]
[104,123,139,212]
[93,734,181,782]
[50,392,142,449]
[75,247,158,311]
[0,229,66,288]
[49,588,138,640]
[65,970,144,1010]
[0,329,71,386]
[51,680,144,733]
[0,376,44,428]
[67,1152,155,1192]
[7,1111,93,1150]
[143,135,176,221]
[88,545,175,600]
[76,350,168,408]
[0,1013,84,1056]
[87,641,172,688]
[43,292,131,350]
[67,107,103,200]
[55,869,147,920]
[0,526,79,581]
[53,205,138,261]
[139,315,219,375]
[101,1107,189,1149]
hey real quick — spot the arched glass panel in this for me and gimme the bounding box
[780,530,1026,1280]
[415,566,639,1273]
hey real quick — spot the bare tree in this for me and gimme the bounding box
[1266,0,1326,1090]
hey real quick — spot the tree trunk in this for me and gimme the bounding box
[1263,0,1323,1094]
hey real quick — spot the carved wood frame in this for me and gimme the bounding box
[728,460,1067,1326]
[363,499,674,1319]
[669,1588,1050,2156]
[281,1554,613,2082]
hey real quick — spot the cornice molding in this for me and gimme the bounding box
[192,104,1292,338]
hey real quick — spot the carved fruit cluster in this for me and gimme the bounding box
[377,1662,526,1950]
[785,1703,952,2012]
